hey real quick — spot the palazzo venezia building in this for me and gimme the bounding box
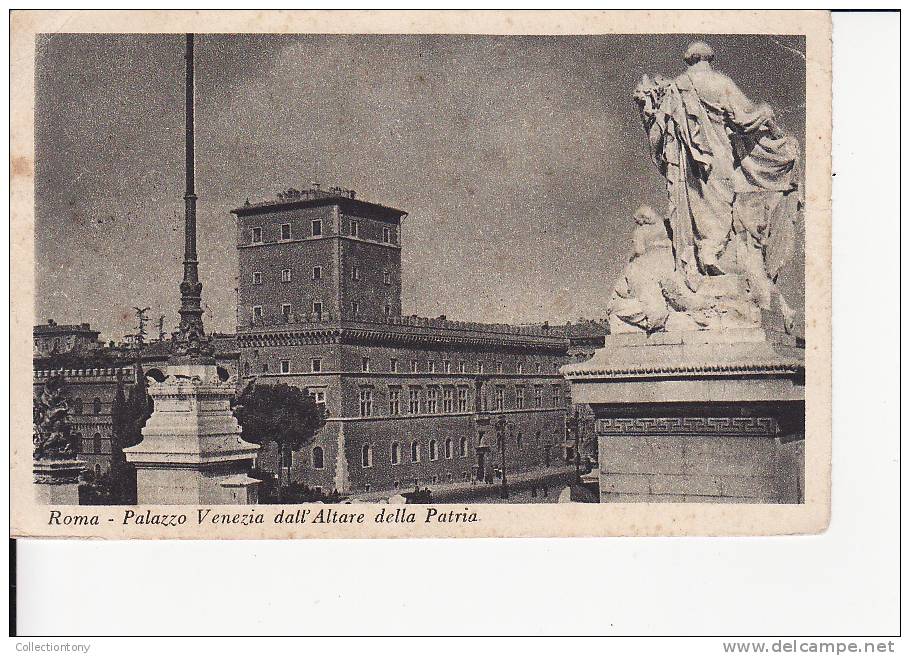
[232,185,605,495]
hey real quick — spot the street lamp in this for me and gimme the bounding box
[566,409,581,483]
[494,415,510,499]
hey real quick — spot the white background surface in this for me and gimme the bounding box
[9,9,902,644]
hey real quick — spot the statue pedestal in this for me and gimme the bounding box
[562,329,805,504]
[34,459,83,505]
[123,363,260,505]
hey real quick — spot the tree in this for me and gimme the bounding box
[234,382,327,500]
[107,367,147,504]
[110,361,153,454]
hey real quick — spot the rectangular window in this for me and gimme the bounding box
[536,363,542,374]
[388,388,400,415]
[281,304,292,320]
[382,226,391,243]
[408,388,420,414]
[516,386,525,410]
[427,361,435,373]
[351,301,359,316]
[457,388,468,413]
[312,266,322,280]
[477,362,484,374]
[410,360,418,373]
[534,385,543,408]
[517,363,524,374]
[350,220,359,237]
[443,387,454,413]
[443,360,451,373]
[251,227,262,243]
[384,304,391,317]
[361,357,370,373]
[383,270,391,285]
[312,301,323,317]
[280,223,291,240]
[261,363,269,373]
[552,385,560,408]
[426,388,439,414]
[496,362,503,374]
[281,268,292,283]
[351,266,360,281]
[280,360,290,374]
[459,361,466,374]
[311,219,322,236]
[359,388,373,417]
[390,358,398,373]
[252,306,262,321]
[252,271,262,285]
[313,390,325,404]
[495,386,505,411]
[311,358,322,373]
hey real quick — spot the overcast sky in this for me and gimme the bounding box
[35,33,805,341]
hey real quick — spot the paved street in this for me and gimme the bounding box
[353,464,581,504]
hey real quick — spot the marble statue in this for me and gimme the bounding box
[608,205,676,333]
[609,205,759,334]
[33,374,78,460]
[624,41,801,334]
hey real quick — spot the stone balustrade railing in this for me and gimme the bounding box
[34,367,135,380]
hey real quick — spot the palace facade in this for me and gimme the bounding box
[232,185,605,495]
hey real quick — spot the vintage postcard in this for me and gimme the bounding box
[10,10,832,538]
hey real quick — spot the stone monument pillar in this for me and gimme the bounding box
[123,34,260,505]
[563,329,804,503]
[564,42,806,503]
[33,373,84,504]
[123,364,260,505]
[34,459,83,505]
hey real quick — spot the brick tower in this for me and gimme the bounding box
[232,186,407,327]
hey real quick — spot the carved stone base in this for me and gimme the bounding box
[562,330,805,504]
[33,459,83,505]
[123,363,260,505]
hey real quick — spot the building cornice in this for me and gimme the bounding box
[562,361,803,380]
[325,407,568,423]
[252,371,567,381]
[561,332,805,381]
[231,195,406,221]
[238,234,401,251]
[238,327,569,353]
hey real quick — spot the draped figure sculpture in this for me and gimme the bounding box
[617,41,801,334]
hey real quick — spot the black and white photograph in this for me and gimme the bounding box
[12,10,830,540]
[10,5,905,647]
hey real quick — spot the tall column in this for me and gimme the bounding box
[175,32,208,358]
[125,34,260,504]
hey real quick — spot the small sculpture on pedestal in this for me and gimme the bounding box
[33,374,84,502]
[33,374,78,462]
[566,41,807,505]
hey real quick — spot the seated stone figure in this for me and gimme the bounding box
[608,205,677,334]
[609,205,762,334]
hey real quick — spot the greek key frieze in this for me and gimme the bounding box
[596,416,778,436]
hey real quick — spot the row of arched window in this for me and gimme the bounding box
[70,397,103,415]
[361,437,469,468]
